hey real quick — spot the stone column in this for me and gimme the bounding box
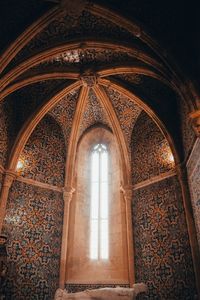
[176,164,200,299]
[120,185,134,286]
[59,187,75,289]
[0,171,16,233]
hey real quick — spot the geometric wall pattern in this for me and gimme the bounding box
[19,115,66,187]
[11,10,138,68]
[132,176,197,299]
[187,138,200,250]
[104,86,142,153]
[0,100,13,167]
[49,88,80,148]
[79,88,111,138]
[0,80,68,168]
[2,181,64,300]
[131,111,175,184]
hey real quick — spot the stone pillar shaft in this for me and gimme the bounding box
[59,187,75,288]
[120,185,134,286]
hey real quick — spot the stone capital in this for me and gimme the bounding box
[189,110,200,137]
[120,185,132,202]
[63,187,75,203]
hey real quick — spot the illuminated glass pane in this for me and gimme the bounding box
[100,182,108,219]
[90,143,109,260]
[91,182,99,219]
[90,220,98,259]
[101,151,108,182]
[91,152,99,182]
[100,220,108,259]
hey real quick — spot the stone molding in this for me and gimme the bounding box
[133,169,177,190]
[16,176,63,192]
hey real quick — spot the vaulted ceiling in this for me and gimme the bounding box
[0,0,199,172]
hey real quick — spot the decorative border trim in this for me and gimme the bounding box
[133,169,177,190]
[16,176,63,192]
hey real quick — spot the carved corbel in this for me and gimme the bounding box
[81,72,98,88]
[189,110,200,137]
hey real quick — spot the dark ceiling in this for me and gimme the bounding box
[0,0,199,83]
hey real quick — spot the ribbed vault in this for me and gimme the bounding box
[0,1,200,299]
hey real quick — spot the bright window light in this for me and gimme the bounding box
[90,144,109,260]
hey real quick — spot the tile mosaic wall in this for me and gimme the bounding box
[187,138,200,249]
[104,86,142,152]
[0,100,13,166]
[20,115,66,187]
[132,176,197,299]
[131,111,175,184]
[10,10,141,69]
[79,88,111,138]
[49,88,80,150]
[2,181,63,300]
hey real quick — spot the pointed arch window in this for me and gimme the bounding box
[90,143,109,260]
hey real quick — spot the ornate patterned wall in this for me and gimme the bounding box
[0,99,13,167]
[9,9,143,70]
[187,138,200,249]
[2,181,64,300]
[49,88,80,149]
[110,74,185,162]
[132,176,197,299]
[79,88,111,138]
[0,80,68,168]
[5,79,67,137]
[24,49,144,77]
[19,115,66,187]
[131,111,175,184]
[131,113,197,299]
[104,86,142,151]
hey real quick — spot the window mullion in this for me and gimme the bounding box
[98,150,101,260]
